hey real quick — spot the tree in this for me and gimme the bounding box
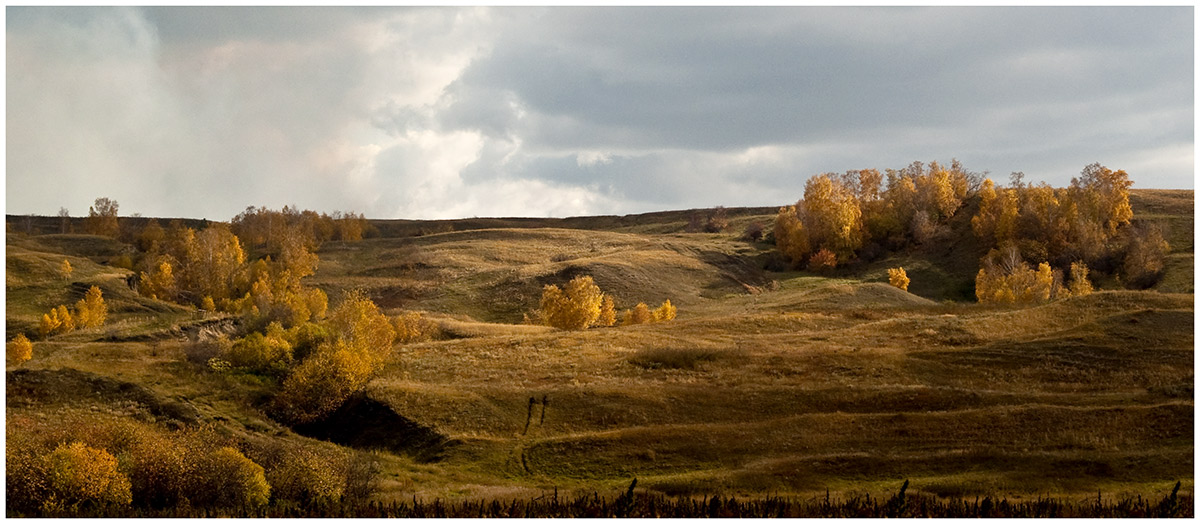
[622,303,654,325]
[1067,261,1094,296]
[596,295,617,327]
[75,286,107,329]
[59,260,73,280]
[85,198,120,238]
[1071,163,1133,236]
[8,333,33,363]
[137,220,165,253]
[773,205,810,267]
[139,259,177,302]
[888,267,910,291]
[58,207,71,234]
[55,305,75,334]
[39,309,61,339]
[538,275,605,330]
[652,299,677,322]
[800,174,863,261]
[43,442,132,511]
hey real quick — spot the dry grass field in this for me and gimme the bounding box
[5,189,1193,511]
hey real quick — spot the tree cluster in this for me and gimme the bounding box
[37,286,106,339]
[970,163,1158,298]
[775,160,977,269]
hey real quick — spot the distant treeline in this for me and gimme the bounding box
[18,481,1191,518]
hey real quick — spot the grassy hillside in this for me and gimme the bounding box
[5,188,1193,512]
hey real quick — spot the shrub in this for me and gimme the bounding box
[622,303,654,326]
[703,206,729,233]
[538,275,605,330]
[273,340,375,424]
[8,333,33,363]
[55,305,75,333]
[42,441,132,511]
[39,310,61,339]
[221,327,293,374]
[392,311,440,343]
[286,321,335,362]
[1121,222,1170,289]
[807,248,838,272]
[742,221,765,242]
[887,267,910,291]
[194,447,270,508]
[326,290,395,357]
[59,259,73,280]
[249,441,345,505]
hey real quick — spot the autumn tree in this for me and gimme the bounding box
[621,302,654,325]
[392,311,440,343]
[652,299,677,322]
[773,205,810,267]
[8,333,33,363]
[273,291,395,423]
[59,260,73,280]
[975,246,1055,304]
[538,275,606,330]
[888,267,910,291]
[597,295,617,327]
[1121,222,1171,289]
[800,174,863,261]
[75,286,107,329]
[806,248,837,272]
[1070,163,1133,236]
[137,219,165,253]
[1066,261,1094,296]
[84,198,120,238]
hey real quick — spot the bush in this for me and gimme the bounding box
[221,326,293,374]
[1067,261,1094,296]
[194,447,270,508]
[8,333,33,363]
[248,441,345,506]
[807,248,837,272]
[538,275,605,330]
[652,299,677,322]
[273,340,376,424]
[42,442,132,512]
[975,261,1053,304]
[742,221,765,242]
[887,267,910,291]
[622,303,654,326]
[392,311,440,343]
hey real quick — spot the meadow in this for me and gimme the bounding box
[5,189,1193,516]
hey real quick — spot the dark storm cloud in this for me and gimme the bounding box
[6,7,1192,220]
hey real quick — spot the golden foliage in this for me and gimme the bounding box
[59,259,73,280]
[39,310,61,339]
[43,441,132,511]
[75,286,107,329]
[596,295,617,327]
[196,447,270,508]
[887,267,910,291]
[55,305,75,333]
[976,256,1054,305]
[773,205,811,267]
[273,339,376,424]
[8,333,33,363]
[801,174,863,260]
[621,303,654,326]
[139,260,177,302]
[652,299,677,322]
[1066,261,1094,297]
[538,275,605,330]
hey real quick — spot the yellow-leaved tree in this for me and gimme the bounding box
[273,291,395,423]
[59,260,73,280]
[75,286,107,329]
[538,275,606,330]
[773,205,810,267]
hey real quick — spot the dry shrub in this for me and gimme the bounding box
[8,333,33,363]
[247,440,345,506]
[807,248,838,272]
[1122,222,1170,289]
[392,311,440,343]
[742,221,765,242]
[704,206,730,233]
[629,347,733,370]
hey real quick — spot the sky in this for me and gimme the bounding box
[5,6,1194,220]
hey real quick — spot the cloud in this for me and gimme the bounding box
[6,7,1192,220]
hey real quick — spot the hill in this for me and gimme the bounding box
[4,188,1193,514]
